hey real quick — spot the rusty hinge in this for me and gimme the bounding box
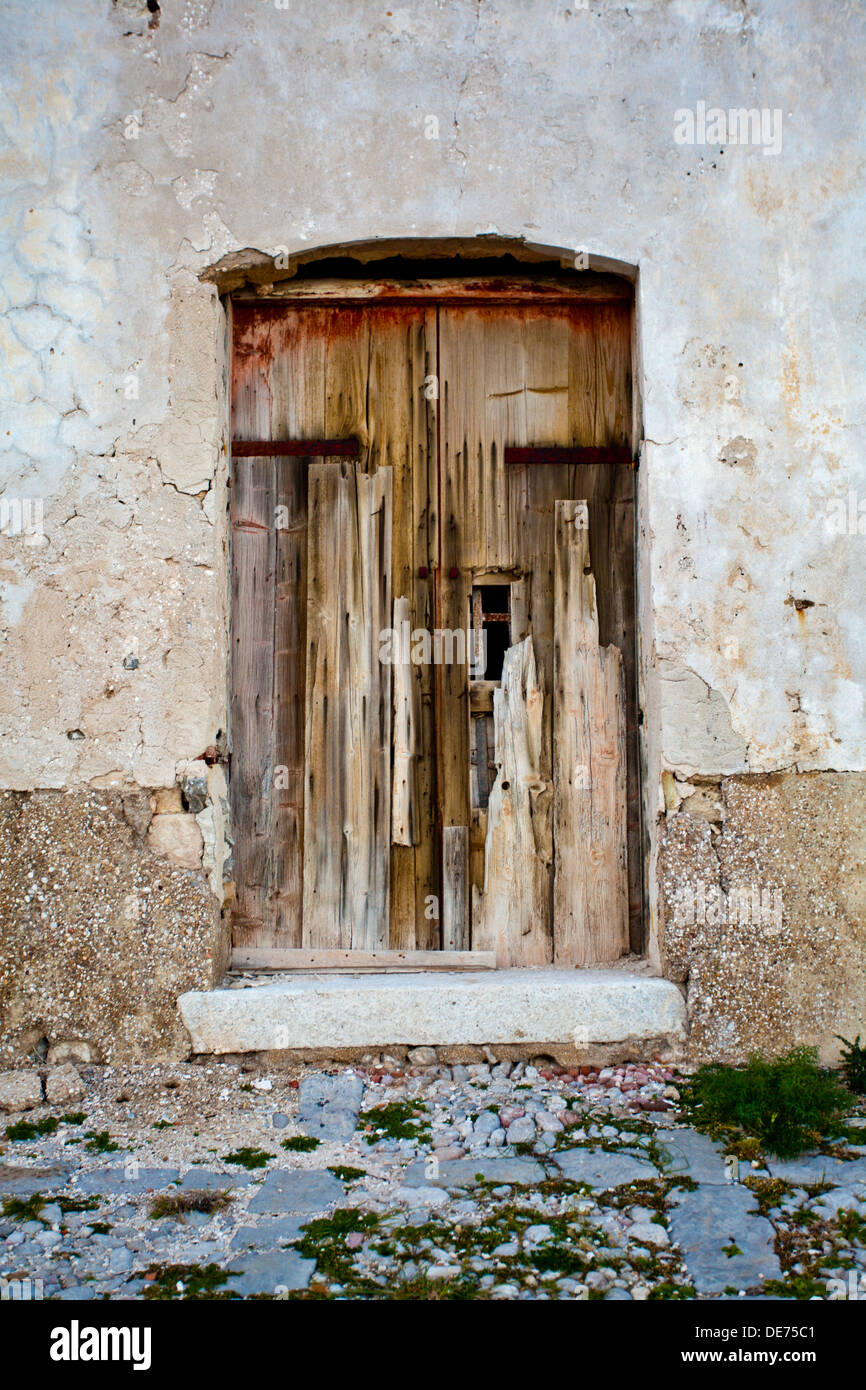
[504,445,634,466]
[231,438,360,457]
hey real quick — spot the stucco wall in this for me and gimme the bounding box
[1,0,863,1059]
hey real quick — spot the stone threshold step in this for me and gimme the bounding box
[178,968,687,1055]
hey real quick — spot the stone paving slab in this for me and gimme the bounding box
[655,1129,729,1184]
[246,1168,344,1215]
[180,1168,257,1191]
[0,1163,71,1197]
[225,1249,316,1297]
[297,1073,364,1142]
[230,1215,308,1250]
[394,1183,452,1209]
[552,1148,658,1188]
[76,1167,180,1196]
[668,1184,781,1294]
[767,1153,866,1185]
[402,1156,546,1188]
[810,1187,866,1217]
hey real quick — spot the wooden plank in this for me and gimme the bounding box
[235,274,633,304]
[368,308,430,950]
[231,439,359,456]
[265,311,325,945]
[391,594,420,846]
[553,500,629,965]
[441,825,469,949]
[268,453,306,943]
[302,463,393,949]
[229,455,276,944]
[232,947,496,971]
[229,322,278,946]
[410,308,440,949]
[471,637,552,966]
[504,446,632,466]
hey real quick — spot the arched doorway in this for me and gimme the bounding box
[224,242,641,969]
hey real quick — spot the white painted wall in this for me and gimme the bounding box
[1,0,863,794]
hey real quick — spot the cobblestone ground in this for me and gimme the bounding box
[2,1054,865,1301]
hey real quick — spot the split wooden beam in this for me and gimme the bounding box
[472,636,552,966]
[553,500,629,965]
[391,594,420,847]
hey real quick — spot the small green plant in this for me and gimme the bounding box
[149,1190,231,1219]
[152,1119,174,1130]
[2,1193,45,1221]
[143,1262,237,1300]
[328,1165,366,1182]
[84,1130,120,1154]
[5,1116,58,1141]
[58,1195,100,1213]
[221,1146,273,1169]
[88,1220,113,1234]
[281,1135,320,1153]
[682,1048,848,1158]
[358,1101,431,1145]
[60,1113,86,1126]
[837,1035,866,1094]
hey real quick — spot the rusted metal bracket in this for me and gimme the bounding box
[231,438,360,457]
[504,445,634,466]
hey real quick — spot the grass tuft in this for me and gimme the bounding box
[149,1190,232,1219]
[681,1048,848,1158]
[280,1135,320,1152]
[221,1146,273,1169]
[837,1035,866,1095]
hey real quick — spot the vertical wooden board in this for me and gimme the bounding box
[268,453,306,944]
[523,312,570,448]
[411,309,440,948]
[302,463,392,950]
[391,594,419,846]
[553,501,629,965]
[352,466,393,948]
[436,310,471,838]
[368,307,438,949]
[508,313,572,839]
[442,824,469,950]
[472,637,551,965]
[479,312,525,571]
[229,318,277,946]
[593,301,632,446]
[302,463,346,947]
[229,454,276,944]
[567,303,598,446]
[324,306,371,450]
[264,310,325,946]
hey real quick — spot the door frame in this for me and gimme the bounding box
[226,260,645,968]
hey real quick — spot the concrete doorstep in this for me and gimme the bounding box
[178,968,687,1055]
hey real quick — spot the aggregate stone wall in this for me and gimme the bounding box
[0,791,227,1064]
[659,772,866,1063]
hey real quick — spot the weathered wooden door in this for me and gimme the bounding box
[229,279,638,966]
[230,302,439,954]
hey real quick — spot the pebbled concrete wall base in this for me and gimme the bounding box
[659,771,866,1064]
[0,791,228,1065]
